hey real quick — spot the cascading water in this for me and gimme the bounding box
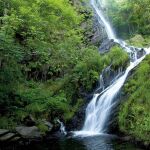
[74,0,150,137]
[57,119,67,135]
[91,0,116,39]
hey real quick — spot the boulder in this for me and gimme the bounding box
[0,129,9,136]
[0,133,16,141]
[137,48,146,59]
[16,126,42,139]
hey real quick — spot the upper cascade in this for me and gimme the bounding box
[91,0,116,40]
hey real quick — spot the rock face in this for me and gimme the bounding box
[99,39,116,53]
[99,66,125,91]
[137,48,146,59]
[80,6,107,47]
[66,105,86,131]
[91,17,107,46]
[16,126,42,139]
[129,47,146,61]
[66,94,93,131]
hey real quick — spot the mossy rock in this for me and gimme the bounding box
[127,34,150,47]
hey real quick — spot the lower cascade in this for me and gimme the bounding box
[74,50,149,137]
[74,0,150,137]
[57,119,67,135]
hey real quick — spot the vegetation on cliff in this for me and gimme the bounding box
[1,0,149,146]
[103,0,150,144]
[118,55,150,144]
[0,0,129,130]
[106,0,150,39]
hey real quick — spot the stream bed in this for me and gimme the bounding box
[0,134,144,150]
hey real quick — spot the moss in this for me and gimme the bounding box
[118,55,150,143]
[127,34,150,47]
[37,123,49,135]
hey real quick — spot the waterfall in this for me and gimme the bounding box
[57,119,67,135]
[91,0,116,39]
[73,0,150,137]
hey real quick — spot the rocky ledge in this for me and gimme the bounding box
[0,116,64,143]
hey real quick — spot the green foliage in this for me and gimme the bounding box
[0,0,130,129]
[106,45,129,69]
[72,45,129,91]
[0,31,22,108]
[0,116,16,130]
[118,55,150,143]
[37,123,49,135]
[105,0,150,38]
[127,34,150,47]
[72,47,103,91]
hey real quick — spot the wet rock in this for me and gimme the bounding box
[99,39,116,53]
[81,16,106,46]
[130,47,146,62]
[91,17,107,46]
[137,48,146,59]
[66,131,74,138]
[67,107,85,130]
[0,129,9,136]
[101,66,125,89]
[0,133,16,141]
[121,136,132,141]
[10,136,21,142]
[16,126,42,139]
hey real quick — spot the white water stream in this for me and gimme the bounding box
[91,0,116,39]
[57,119,67,135]
[74,0,150,137]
